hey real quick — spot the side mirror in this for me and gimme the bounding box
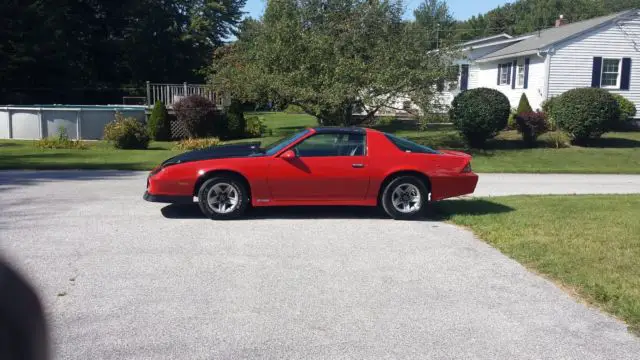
[281,149,296,160]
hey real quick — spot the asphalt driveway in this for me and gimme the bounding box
[1,171,639,359]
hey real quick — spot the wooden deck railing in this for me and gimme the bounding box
[146,82,228,108]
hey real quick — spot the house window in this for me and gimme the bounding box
[499,63,511,85]
[601,58,621,88]
[517,63,525,87]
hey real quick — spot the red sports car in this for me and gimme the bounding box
[144,127,478,220]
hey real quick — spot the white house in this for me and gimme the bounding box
[382,9,640,118]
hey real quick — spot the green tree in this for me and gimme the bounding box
[147,101,171,141]
[210,0,456,126]
[0,0,246,105]
[517,93,533,114]
[414,0,456,49]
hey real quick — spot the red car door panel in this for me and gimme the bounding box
[267,156,369,201]
[266,132,370,201]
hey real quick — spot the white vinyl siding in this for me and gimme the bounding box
[474,56,546,110]
[548,11,640,116]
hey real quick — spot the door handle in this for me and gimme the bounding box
[352,163,364,168]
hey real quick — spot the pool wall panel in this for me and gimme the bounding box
[0,107,146,140]
[81,110,115,140]
[0,111,9,139]
[44,110,78,139]
[11,110,41,139]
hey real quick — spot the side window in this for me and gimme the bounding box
[294,133,365,157]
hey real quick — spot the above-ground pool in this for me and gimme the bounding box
[0,105,147,140]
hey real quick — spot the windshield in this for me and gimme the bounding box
[263,129,311,156]
[384,133,440,154]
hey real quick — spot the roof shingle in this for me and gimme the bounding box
[476,9,637,62]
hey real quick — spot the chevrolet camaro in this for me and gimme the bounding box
[143,127,478,220]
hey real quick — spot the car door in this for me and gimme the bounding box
[267,132,370,202]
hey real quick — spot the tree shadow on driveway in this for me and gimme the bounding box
[159,199,514,221]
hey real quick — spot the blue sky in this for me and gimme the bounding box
[241,0,511,21]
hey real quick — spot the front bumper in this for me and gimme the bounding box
[143,191,194,204]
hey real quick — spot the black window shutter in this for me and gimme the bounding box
[497,64,501,85]
[460,64,469,90]
[507,64,511,85]
[511,60,517,89]
[591,57,603,88]
[621,58,631,90]
[524,58,530,89]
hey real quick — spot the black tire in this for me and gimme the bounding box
[197,176,249,220]
[380,176,429,220]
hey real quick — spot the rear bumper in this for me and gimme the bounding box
[431,173,479,201]
[143,191,193,204]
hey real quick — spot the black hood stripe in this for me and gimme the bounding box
[162,142,263,166]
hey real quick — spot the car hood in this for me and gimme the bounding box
[161,142,263,166]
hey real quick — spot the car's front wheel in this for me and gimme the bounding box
[381,176,428,220]
[197,176,249,220]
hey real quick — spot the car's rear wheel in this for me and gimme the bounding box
[381,176,428,220]
[197,176,249,220]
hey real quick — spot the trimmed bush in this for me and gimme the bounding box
[36,126,87,150]
[612,93,637,122]
[541,96,559,129]
[225,100,246,139]
[173,95,218,138]
[245,116,267,138]
[554,88,620,144]
[173,137,222,151]
[516,93,533,114]
[449,87,510,148]
[284,104,305,113]
[515,111,550,147]
[147,101,170,141]
[103,112,150,149]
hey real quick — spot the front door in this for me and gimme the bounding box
[267,132,370,202]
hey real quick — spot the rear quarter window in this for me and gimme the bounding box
[384,133,440,154]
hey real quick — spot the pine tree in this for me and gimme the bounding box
[147,101,171,141]
[517,93,533,114]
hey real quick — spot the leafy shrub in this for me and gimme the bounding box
[506,108,517,130]
[147,101,170,141]
[516,93,533,114]
[376,116,395,126]
[173,137,222,151]
[554,88,620,144]
[449,87,510,148]
[103,112,150,149]
[225,99,246,138]
[612,93,637,122]
[36,126,87,150]
[245,116,267,138]
[284,104,305,113]
[419,112,448,124]
[515,111,550,146]
[541,96,559,129]
[173,95,218,138]
[543,131,571,149]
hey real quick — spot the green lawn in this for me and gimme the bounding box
[0,111,639,172]
[434,195,640,335]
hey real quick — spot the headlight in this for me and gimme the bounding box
[462,162,472,173]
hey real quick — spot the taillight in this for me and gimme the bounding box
[149,165,163,176]
[462,162,472,173]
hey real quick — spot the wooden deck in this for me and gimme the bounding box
[146,82,229,109]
